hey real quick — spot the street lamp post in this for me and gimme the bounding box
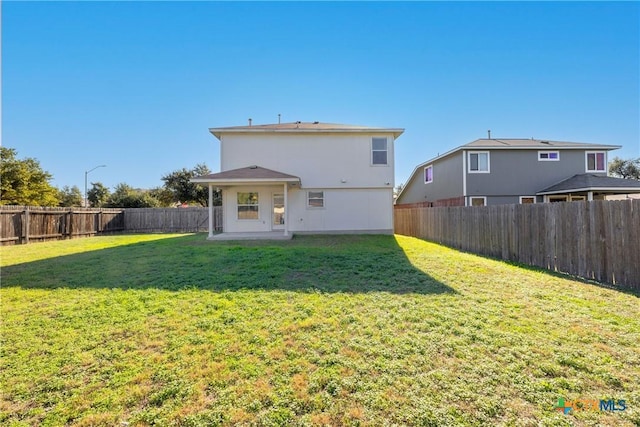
[85,165,106,207]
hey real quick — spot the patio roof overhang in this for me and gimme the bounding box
[191,165,301,187]
[537,174,640,196]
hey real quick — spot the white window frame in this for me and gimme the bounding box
[548,195,568,203]
[519,196,536,204]
[307,191,324,208]
[237,192,259,220]
[470,196,487,206]
[538,151,560,161]
[371,137,388,166]
[585,151,606,172]
[468,151,490,173]
[424,165,434,184]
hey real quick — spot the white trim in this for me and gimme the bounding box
[371,137,389,166]
[208,185,214,238]
[462,150,467,205]
[470,196,487,206]
[237,191,260,220]
[585,151,607,173]
[271,192,285,231]
[424,164,434,184]
[538,151,560,161]
[210,127,405,140]
[191,177,299,184]
[468,151,490,173]
[283,185,289,237]
[307,190,325,209]
[537,186,640,195]
[519,196,536,204]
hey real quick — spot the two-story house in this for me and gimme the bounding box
[396,138,640,207]
[192,121,404,238]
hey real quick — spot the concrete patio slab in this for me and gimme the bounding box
[208,232,293,241]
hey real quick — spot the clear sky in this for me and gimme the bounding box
[3,1,639,191]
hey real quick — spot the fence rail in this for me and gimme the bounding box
[394,200,640,291]
[0,206,125,245]
[0,206,223,245]
[124,207,222,233]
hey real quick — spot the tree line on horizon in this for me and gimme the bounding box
[0,147,222,208]
[2,147,639,208]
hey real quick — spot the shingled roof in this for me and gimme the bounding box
[538,174,640,195]
[209,122,404,139]
[191,165,300,185]
[463,138,620,150]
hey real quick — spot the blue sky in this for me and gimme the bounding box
[3,1,639,190]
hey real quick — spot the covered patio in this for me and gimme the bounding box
[191,165,301,240]
[537,173,640,202]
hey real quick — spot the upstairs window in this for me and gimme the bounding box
[372,138,388,165]
[468,151,490,173]
[424,165,433,184]
[237,192,259,219]
[586,151,606,172]
[538,151,559,161]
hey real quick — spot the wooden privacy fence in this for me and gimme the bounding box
[0,206,124,245]
[123,207,222,233]
[1,206,223,245]
[394,200,640,291]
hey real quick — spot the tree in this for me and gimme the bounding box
[106,183,160,208]
[0,147,59,206]
[149,187,175,207]
[58,185,83,207]
[394,183,404,199]
[161,163,220,206]
[609,157,640,180]
[87,182,110,207]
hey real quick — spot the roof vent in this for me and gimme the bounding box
[249,165,258,169]
[248,118,252,127]
[541,140,550,144]
[313,121,319,124]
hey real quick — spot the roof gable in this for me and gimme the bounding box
[191,165,300,184]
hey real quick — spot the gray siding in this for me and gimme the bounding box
[399,148,609,206]
[397,152,463,204]
[466,149,605,198]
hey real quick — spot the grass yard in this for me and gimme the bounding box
[1,233,639,426]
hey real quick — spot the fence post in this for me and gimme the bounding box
[22,208,30,244]
[65,210,71,239]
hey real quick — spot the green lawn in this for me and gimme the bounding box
[1,234,638,426]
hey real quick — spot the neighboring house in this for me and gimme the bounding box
[192,121,403,238]
[396,138,640,207]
